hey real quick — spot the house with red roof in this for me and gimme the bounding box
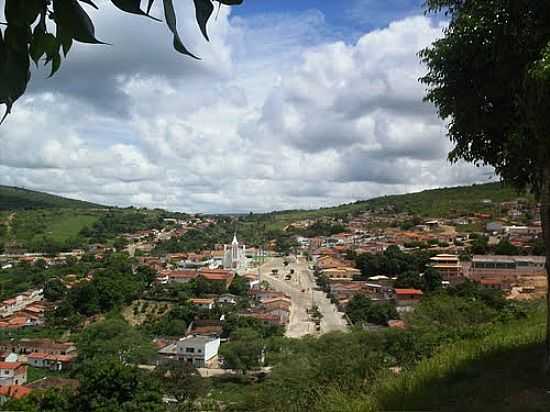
[198,268,235,289]
[27,353,75,371]
[394,288,423,313]
[0,384,31,403]
[158,269,198,284]
[0,362,27,386]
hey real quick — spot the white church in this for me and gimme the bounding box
[223,234,248,270]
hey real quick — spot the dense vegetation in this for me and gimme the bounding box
[207,284,538,412]
[79,210,170,243]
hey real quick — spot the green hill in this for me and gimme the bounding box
[253,182,532,229]
[0,185,104,210]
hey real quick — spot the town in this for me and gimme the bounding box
[0,182,546,409]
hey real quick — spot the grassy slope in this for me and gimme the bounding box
[9,209,102,244]
[0,185,104,210]
[312,307,547,412]
[372,308,548,412]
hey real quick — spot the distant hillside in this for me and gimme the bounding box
[254,182,532,228]
[0,185,104,210]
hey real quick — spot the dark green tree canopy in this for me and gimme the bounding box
[0,0,243,123]
[421,0,550,195]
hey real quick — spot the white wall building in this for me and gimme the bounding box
[176,336,220,368]
[0,362,27,386]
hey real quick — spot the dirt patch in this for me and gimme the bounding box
[122,299,174,326]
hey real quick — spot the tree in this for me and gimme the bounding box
[220,327,264,374]
[422,267,442,292]
[153,360,206,403]
[77,318,155,364]
[44,277,67,302]
[495,239,520,256]
[228,274,249,297]
[421,0,550,369]
[345,295,398,326]
[76,358,166,412]
[0,0,244,123]
[469,236,489,255]
[3,388,75,412]
[394,271,423,290]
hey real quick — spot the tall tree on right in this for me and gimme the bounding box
[420,0,550,369]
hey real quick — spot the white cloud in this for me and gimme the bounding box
[0,11,493,213]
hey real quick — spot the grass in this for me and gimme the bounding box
[0,185,103,210]
[44,213,99,242]
[10,209,102,244]
[370,308,548,412]
[27,366,68,383]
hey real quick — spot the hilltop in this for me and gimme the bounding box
[0,185,105,211]
[252,182,531,229]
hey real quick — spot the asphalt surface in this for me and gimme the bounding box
[259,256,348,337]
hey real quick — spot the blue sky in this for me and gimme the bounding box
[233,0,425,36]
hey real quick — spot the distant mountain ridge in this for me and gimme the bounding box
[0,182,528,216]
[0,185,105,210]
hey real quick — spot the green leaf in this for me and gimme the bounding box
[53,0,105,44]
[49,53,61,77]
[56,22,73,57]
[5,0,43,26]
[162,0,199,59]
[44,33,60,59]
[79,0,99,9]
[29,7,48,66]
[193,0,214,41]
[30,33,46,66]
[0,39,30,125]
[111,0,161,21]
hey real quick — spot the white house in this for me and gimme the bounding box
[217,294,238,305]
[176,336,220,368]
[0,362,27,386]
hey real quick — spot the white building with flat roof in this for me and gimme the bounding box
[176,335,220,368]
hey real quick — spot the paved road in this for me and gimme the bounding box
[259,256,347,337]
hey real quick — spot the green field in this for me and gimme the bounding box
[43,213,100,242]
[0,185,103,210]
[9,209,102,245]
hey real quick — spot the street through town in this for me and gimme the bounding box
[259,256,348,338]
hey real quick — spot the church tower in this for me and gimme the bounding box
[231,233,239,269]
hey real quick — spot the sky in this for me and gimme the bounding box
[0,0,495,213]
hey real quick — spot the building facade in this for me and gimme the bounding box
[176,336,221,368]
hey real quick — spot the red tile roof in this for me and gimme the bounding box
[394,289,424,296]
[0,361,23,369]
[0,384,31,399]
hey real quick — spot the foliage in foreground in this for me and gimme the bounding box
[0,0,245,123]
[212,288,540,412]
